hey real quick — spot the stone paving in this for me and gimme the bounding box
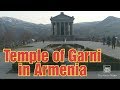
[0,41,120,79]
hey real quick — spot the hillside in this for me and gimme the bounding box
[1,16,120,41]
[0,17,51,40]
[74,16,120,39]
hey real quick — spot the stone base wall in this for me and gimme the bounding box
[49,35,75,41]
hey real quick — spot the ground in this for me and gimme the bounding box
[0,41,120,79]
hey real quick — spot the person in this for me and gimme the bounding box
[107,36,111,47]
[112,36,116,49]
[92,36,95,41]
[102,37,106,45]
[43,39,44,43]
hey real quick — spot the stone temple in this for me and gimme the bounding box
[50,12,75,41]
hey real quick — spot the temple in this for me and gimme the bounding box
[50,12,75,40]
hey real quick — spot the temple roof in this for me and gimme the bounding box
[50,12,74,22]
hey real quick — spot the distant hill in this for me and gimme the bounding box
[0,17,51,40]
[74,16,120,39]
[98,16,120,26]
[1,16,120,41]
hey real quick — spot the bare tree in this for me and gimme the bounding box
[19,31,32,45]
[3,30,15,48]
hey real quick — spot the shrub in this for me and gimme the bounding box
[12,48,62,72]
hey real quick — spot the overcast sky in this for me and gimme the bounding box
[0,11,120,24]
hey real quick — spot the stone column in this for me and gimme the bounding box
[67,22,69,35]
[68,22,70,36]
[58,22,61,35]
[52,22,54,35]
[61,22,62,35]
[65,22,67,35]
[56,22,58,35]
[55,22,57,35]
[70,22,73,35]
[61,22,64,35]
[71,22,73,35]
[64,22,65,35]
[59,22,61,36]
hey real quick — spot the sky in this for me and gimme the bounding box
[0,11,120,24]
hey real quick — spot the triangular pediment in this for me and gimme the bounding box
[50,12,74,21]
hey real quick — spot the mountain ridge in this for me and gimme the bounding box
[0,16,120,40]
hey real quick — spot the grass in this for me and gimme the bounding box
[11,48,61,73]
[0,45,34,52]
[52,44,85,58]
[46,44,61,48]
[12,45,33,49]
[84,48,120,71]
[69,44,84,49]
[11,44,120,72]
